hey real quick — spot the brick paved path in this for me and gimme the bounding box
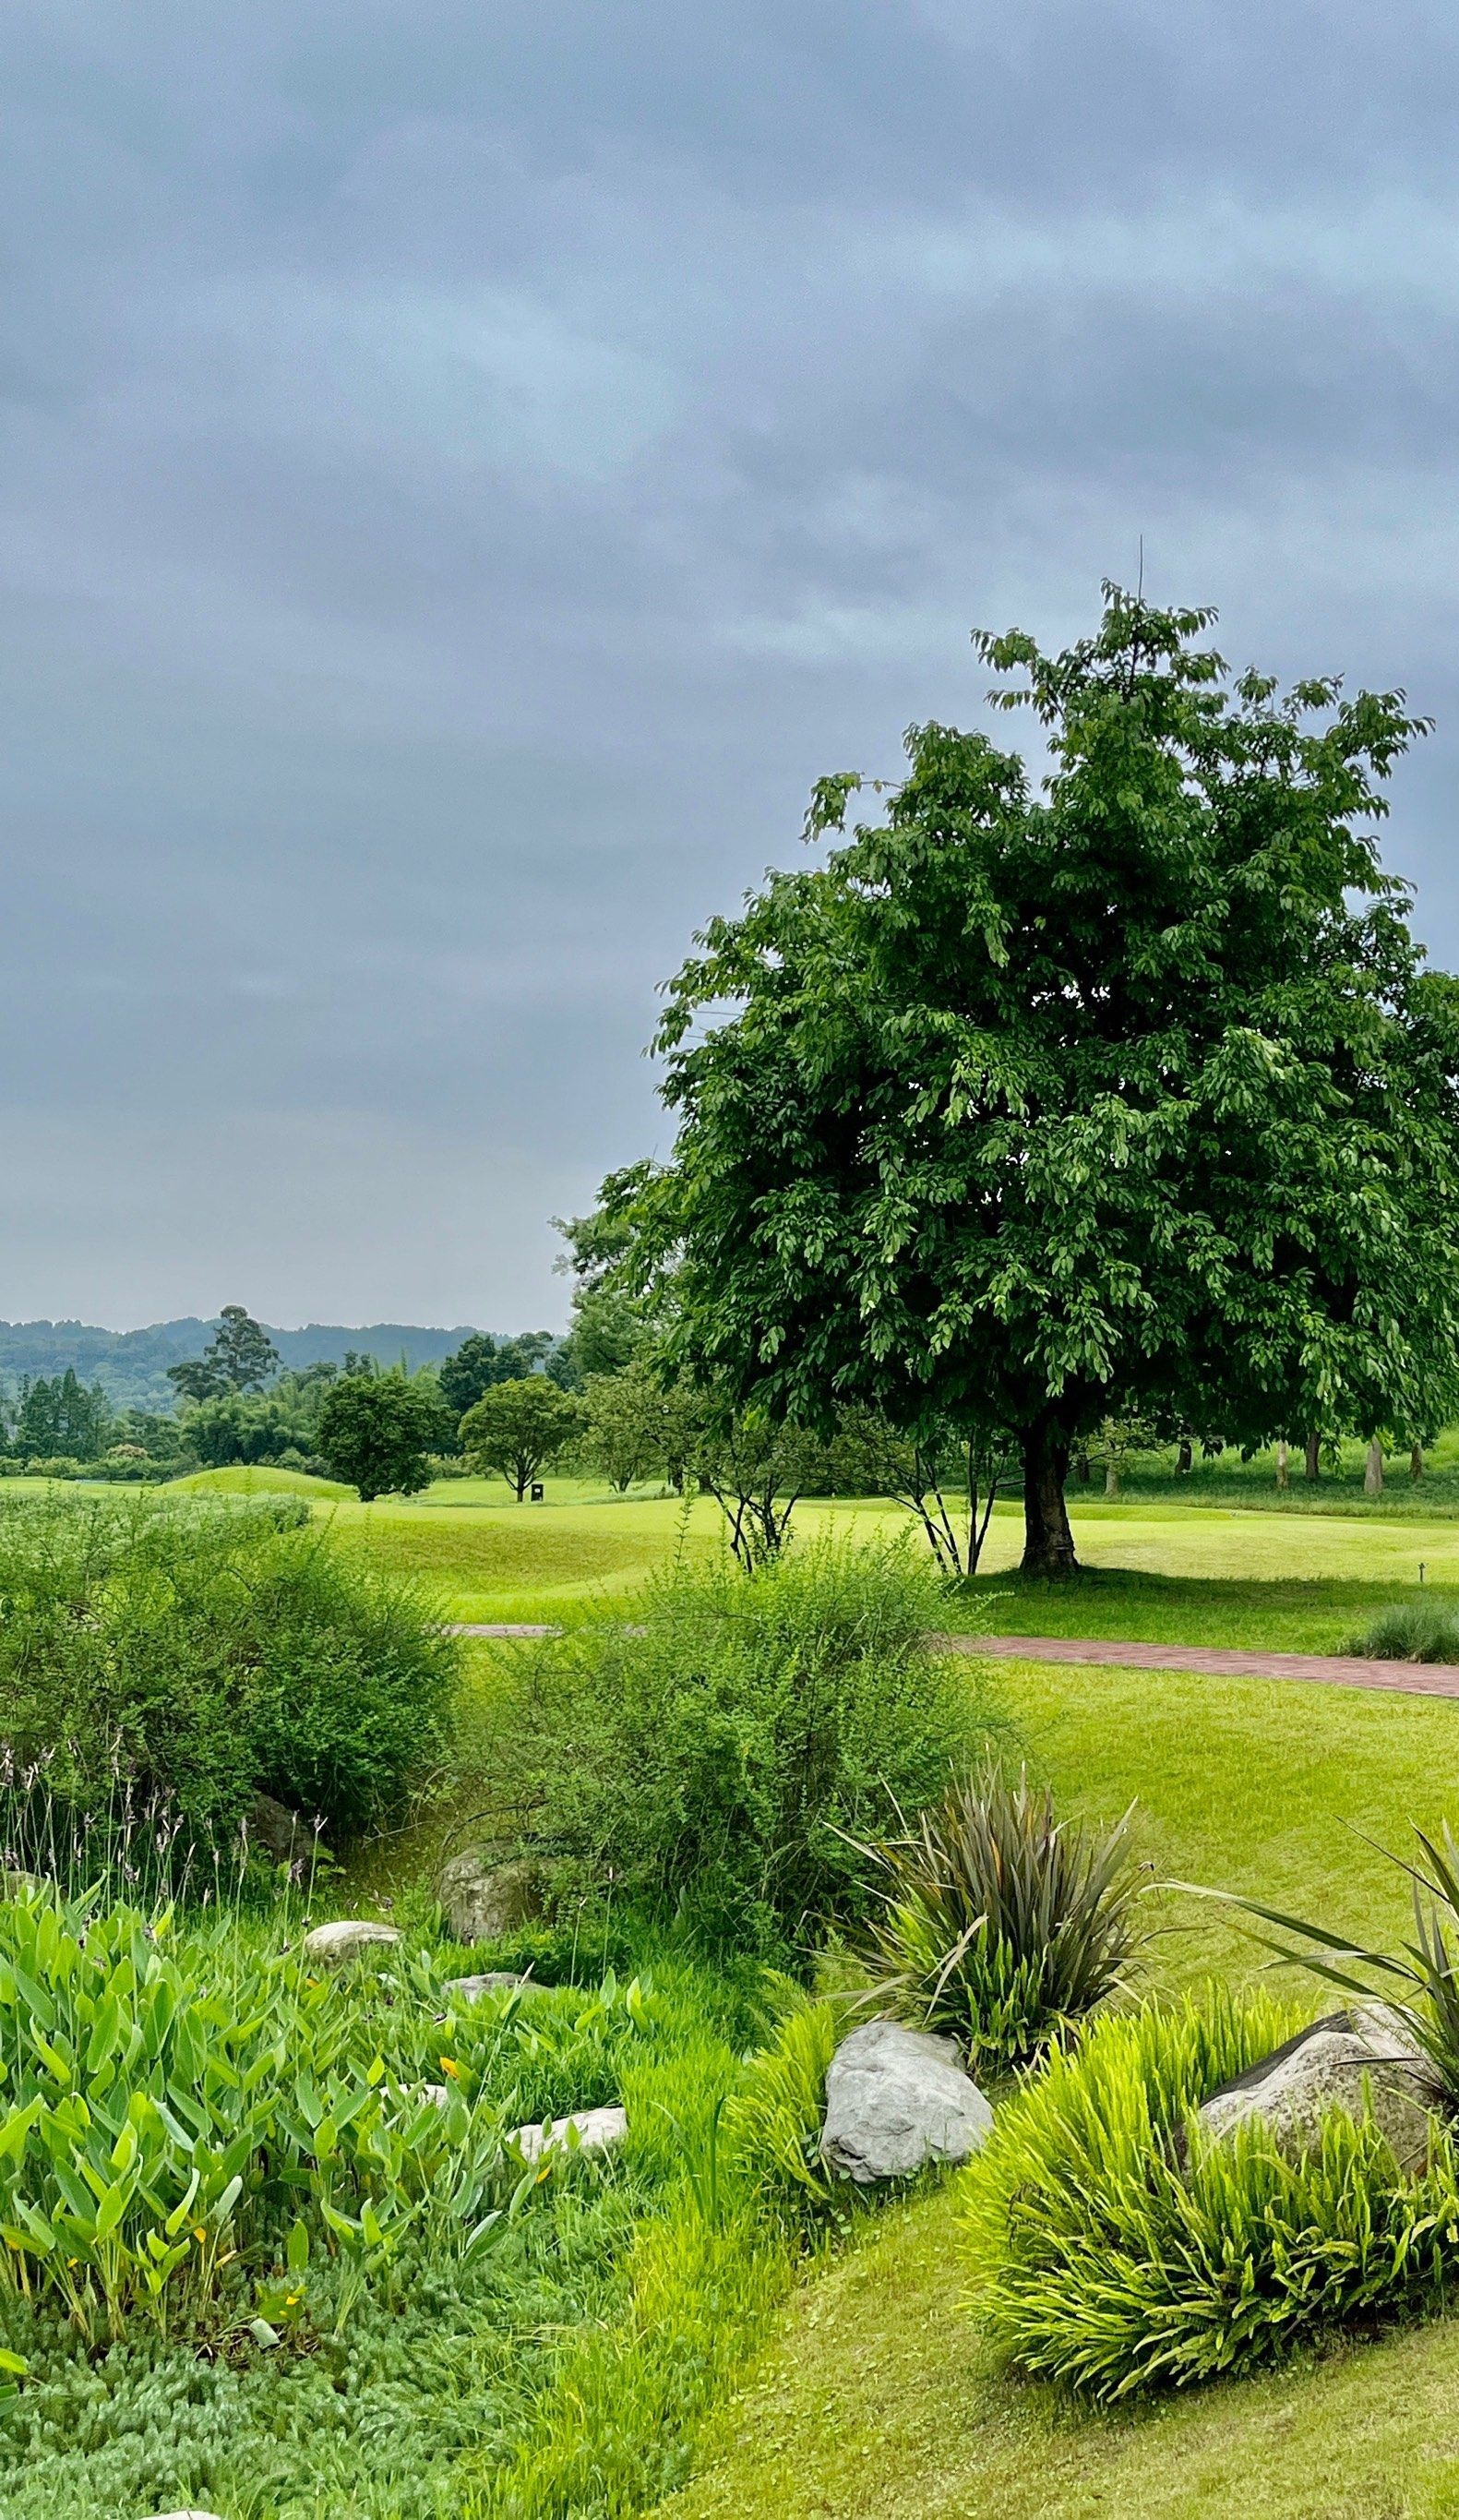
[452,1622,1459,1700]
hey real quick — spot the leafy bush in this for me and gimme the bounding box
[854,1767,1146,2073]
[963,1988,1459,2401]
[1345,1599,1459,1662]
[0,1492,455,1859]
[487,1539,1005,1954]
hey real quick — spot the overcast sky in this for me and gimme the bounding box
[6,1,1459,1330]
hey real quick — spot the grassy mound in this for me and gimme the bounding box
[170,1463,353,1503]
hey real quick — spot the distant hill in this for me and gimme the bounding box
[0,1318,497,1414]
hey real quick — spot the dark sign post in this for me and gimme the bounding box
[530,1482,545,1504]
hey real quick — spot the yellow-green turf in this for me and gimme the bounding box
[658,1658,1459,2520]
[169,1476,1459,1634]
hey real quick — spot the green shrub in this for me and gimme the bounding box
[1345,1598,1459,1662]
[487,1539,1006,1955]
[854,1767,1146,2073]
[963,1988,1459,2401]
[0,1492,455,1860]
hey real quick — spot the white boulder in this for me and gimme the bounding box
[820,2020,993,2183]
[1197,2003,1446,2173]
[513,2105,627,2165]
[301,1919,401,1968]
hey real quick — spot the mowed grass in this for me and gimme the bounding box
[318,1482,1458,1638]
[662,1655,1459,2520]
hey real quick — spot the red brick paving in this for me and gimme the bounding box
[453,1621,1459,1699]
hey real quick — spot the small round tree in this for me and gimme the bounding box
[629,589,1459,1573]
[317,1372,446,1503]
[459,1376,582,1500]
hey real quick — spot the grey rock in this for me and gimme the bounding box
[447,1971,530,2003]
[513,2105,628,2166]
[437,1849,540,1943]
[1198,2002,1446,2173]
[248,1792,322,1868]
[820,2020,994,2183]
[302,1919,401,1968]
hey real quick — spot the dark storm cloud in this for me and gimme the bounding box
[5,0,1459,1324]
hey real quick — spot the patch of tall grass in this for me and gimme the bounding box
[963,1989,1459,2401]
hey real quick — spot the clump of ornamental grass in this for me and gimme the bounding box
[851,1767,1146,2074]
[963,1987,1459,2402]
[1345,1598,1459,1663]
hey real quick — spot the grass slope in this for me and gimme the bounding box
[664,2183,1459,2520]
[661,1654,1459,2520]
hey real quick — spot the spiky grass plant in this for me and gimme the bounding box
[852,1767,1146,2073]
[1345,1599,1459,1662]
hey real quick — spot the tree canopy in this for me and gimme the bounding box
[166,1304,281,1403]
[627,588,1459,1571]
[459,1377,582,1501]
[316,1371,445,1503]
[438,1331,555,1419]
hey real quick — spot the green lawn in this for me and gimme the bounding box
[324,1485,1459,1633]
[954,1563,1455,1653]
[660,1655,1459,2520]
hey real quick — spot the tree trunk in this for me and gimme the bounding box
[1074,1446,1091,1485]
[1411,1442,1425,1482]
[1305,1431,1321,1482]
[1104,1461,1120,1498]
[1364,1436,1384,1497]
[1176,1438,1192,1474]
[1022,1422,1077,1575]
[1275,1440,1288,1490]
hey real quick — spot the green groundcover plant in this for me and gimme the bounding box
[963,1988,1459,2402]
[0,1890,852,2520]
[485,1537,1009,1956]
[0,1491,457,1862]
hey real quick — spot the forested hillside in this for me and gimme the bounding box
[0,1318,488,1412]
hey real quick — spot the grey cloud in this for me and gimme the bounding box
[4,2,1459,1324]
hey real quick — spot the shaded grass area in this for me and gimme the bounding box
[657,1655,1459,2520]
[954,1565,1457,1655]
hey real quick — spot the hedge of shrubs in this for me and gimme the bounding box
[0,1492,457,1867]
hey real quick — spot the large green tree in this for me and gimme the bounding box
[438,1331,555,1419]
[629,589,1459,1573]
[167,1304,281,1403]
